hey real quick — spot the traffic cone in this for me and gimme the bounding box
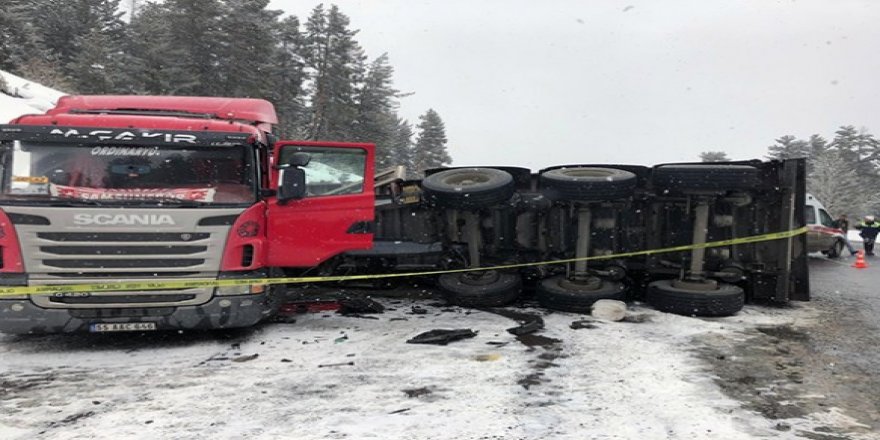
[853,250,868,269]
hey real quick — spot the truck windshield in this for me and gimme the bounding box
[0,141,255,205]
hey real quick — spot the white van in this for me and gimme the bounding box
[805,193,848,257]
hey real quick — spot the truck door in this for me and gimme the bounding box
[265,141,375,268]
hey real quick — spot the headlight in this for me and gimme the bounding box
[216,284,266,296]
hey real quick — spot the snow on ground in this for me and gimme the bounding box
[0,69,65,123]
[0,297,828,440]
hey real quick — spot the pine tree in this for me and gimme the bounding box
[699,151,729,162]
[412,109,451,173]
[808,151,876,216]
[303,4,365,140]
[388,117,415,175]
[163,0,225,95]
[0,1,44,72]
[125,1,193,94]
[216,0,282,98]
[5,0,124,91]
[807,134,829,159]
[829,125,880,186]
[353,53,400,168]
[766,135,810,160]
[67,27,130,93]
[269,15,308,138]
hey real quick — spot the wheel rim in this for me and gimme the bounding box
[559,168,618,179]
[443,172,492,188]
[459,270,501,286]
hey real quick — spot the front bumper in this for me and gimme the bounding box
[0,292,278,334]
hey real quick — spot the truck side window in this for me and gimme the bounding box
[818,209,834,228]
[280,146,367,197]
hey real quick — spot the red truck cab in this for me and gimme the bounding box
[0,95,375,333]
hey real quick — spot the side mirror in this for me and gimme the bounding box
[49,170,71,185]
[287,152,311,168]
[277,167,306,203]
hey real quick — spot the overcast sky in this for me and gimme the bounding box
[269,0,880,170]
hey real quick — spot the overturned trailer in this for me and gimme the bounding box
[344,159,809,317]
[0,95,807,334]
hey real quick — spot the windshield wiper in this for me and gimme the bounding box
[45,197,106,207]
[138,197,211,207]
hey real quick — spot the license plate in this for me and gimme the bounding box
[89,322,157,332]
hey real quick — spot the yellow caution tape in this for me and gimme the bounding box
[0,226,808,298]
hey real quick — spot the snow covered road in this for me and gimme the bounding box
[1,293,844,440]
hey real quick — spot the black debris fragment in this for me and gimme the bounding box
[389,408,411,414]
[318,361,355,368]
[621,314,652,323]
[485,308,545,336]
[570,320,598,330]
[342,314,380,320]
[338,297,385,315]
[403,387,432,398]
[406,329,477,345]
[231,354,259,363]
[410,306,428,315]
[507,317,544,336]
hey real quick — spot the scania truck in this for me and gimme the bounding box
[0,95,809,333]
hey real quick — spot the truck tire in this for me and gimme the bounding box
[646,279,744,317]
[535,275,626,313]
[652,164,759,192]
[539,167,637,201]
[422,168,515,209]
[438,271,522,307]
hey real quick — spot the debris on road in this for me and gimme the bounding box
[403,387,432,398]
[506,317,544,336]
[406,329,478,345]
[515,333,561,347]
[570,320,598,330]
[338,297,385,315]
[474,353,502,362]
[231,354,259,363]
[591,299,627,321]
[317,361,355,368]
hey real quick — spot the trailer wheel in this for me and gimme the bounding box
[646,279,744,317]
[652,164,759,192]
[535,275,626,313]
[539,167,637,201]
[438,271,522,307]
[422,168,515,209]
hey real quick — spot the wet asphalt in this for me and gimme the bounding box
[698,254,880,438]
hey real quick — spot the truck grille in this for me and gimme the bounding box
[30,231,216,275]
[43,259,204,269]
[37,232,210,242]
[40,245,208,255]
[7,206,243,309]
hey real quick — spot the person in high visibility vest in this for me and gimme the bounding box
[855,215,880,256]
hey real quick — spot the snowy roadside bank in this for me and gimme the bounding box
[0,296,832,440]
